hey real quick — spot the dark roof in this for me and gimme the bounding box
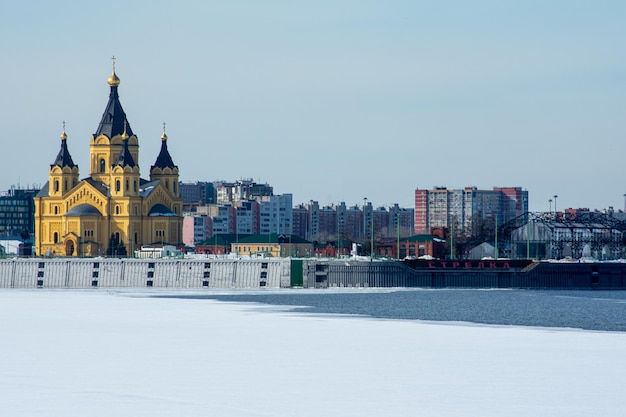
[66,203,102,217]
[148,204,177,217]
[151,138,177,171]
[113,139,136,168]
[35,182,50,198]
[94,85,134,138]
[82,178,110,196]
[236,234,312,244]
[400,234,438,243]
[197,234,250,246]
[139,180,160,197]
[51,138,76,168]
[314,239,354,249]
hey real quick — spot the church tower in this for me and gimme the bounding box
[150,125,180,199]
[89,58,139,186]
[48,124,79,198]
[110,123,141,198]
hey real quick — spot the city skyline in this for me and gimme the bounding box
[2,1,625,212]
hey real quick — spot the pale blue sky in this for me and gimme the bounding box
[1,1,625,212]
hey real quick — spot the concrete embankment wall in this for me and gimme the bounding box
[2,258,625,290]
[302,260,626,289]
[0,258,292,289]
[301,260,506,288]
[520,262,626,289]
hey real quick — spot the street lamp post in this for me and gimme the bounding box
[370,210,374,261]
[396,210,400,260]
[362,198,375,260]
[337,216,343,258]
[526,216,530,259]
[553,195,558,214]
[494,214,498,260]
[363,197,367,235]
[363,197,369,257]
[549,199,552,213]
[450,218,454,260]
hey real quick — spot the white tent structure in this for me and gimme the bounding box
[0,239,24,256]
[468,242,495,259]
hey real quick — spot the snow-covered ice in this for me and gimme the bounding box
[1,289,625,417]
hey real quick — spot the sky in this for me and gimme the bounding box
[2,289,626,417]
[1,1,625,212]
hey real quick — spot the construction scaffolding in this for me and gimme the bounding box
[499,211,626,260]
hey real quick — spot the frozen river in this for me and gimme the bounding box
[1,289,625,417]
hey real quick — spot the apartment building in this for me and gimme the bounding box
[414,186,528,235]
[292,200,414,243]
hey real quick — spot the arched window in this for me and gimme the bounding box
[54,180,59,193]
[64,180,68,191]
[173,182,177,194]
[126,180,129,191]
[53,232,59,243]
[115,180,120,192]
[115,205,120,215]
[99,159,106,173]
[54,206,58,215]
[165,179,169,190]
[134,232,138,245]
[133,180,137,193]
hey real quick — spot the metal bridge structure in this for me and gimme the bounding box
[499,211,626,260]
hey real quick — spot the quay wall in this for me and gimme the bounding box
[302,260,626,289]
[0,258,291,289]
[2,258,625,289]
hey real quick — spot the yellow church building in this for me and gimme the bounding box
[34,64,183,257]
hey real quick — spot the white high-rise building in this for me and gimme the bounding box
[259,194,293,235]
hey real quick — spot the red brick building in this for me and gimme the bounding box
[314,240,354,257]
[397,234,446,259]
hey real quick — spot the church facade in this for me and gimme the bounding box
[34,65,183,257]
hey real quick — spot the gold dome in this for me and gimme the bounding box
[60,121,67,140]
[161,122,168,141]
[108,55,120,86]
[108,70,120,87]
[121,120,129,140]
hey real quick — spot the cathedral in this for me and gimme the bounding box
[34,63,183,257]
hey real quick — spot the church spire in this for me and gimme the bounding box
[113,120,136,168]
[95,56,133,138]
[51,121,76,168]
[151,122,177,171]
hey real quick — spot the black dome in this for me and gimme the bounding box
[148,204,176,217]
[66,204,102,216]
